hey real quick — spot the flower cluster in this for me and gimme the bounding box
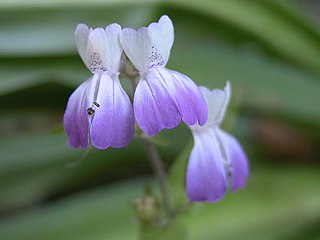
[63,15,249,202]
[187,83,249,202]
[64,16,207,149]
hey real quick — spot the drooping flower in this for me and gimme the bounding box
[63,23,135,149]
[186,82,249,202]
[120,15,208,136]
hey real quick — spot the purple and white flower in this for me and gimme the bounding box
[186,82,249,202]
[120,16,208,136]
[63,23,135,149]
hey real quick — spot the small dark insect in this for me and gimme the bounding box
[93,101,100,107]
[87,108,95,116]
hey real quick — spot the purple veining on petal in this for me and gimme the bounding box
[90,73,135,149]
[134,71,181,136]
[63,79,91,148]
[156,67,208,127]
[186,131,227,202]
[218,130,249,192]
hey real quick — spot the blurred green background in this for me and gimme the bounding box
[0,0,320,239]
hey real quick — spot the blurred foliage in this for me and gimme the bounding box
[0,0,319,239]
[0,168,319,239]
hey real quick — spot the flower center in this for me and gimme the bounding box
[147,46,165,69]
[90,52,107,73]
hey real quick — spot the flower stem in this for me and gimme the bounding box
[124,69,173,221]
[142,139,174,221]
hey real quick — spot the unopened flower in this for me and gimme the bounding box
[186,82,249,202]
[63,23,134,149]
[120,16,208,136]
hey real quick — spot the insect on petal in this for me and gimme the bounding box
[90,73,135,149]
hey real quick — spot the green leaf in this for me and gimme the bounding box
[0,0,163,10]
[169,27,320,131]
[140,221,188,240]
[168,141,192,209]
[0,125,190,212]
[171,0,320,74]
[179,167,320,240]
[138,134,170,147]
[0,178,144,240]
[0,6,157,56]
[0,57,87,96]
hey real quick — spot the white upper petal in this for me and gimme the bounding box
[74,23,92,69]
[199,81,231,129]
[75,23,123,73]
[120,15,174,72]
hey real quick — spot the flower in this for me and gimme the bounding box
[120,15,208,136]
[186,82,249,202]
[63,23,135,149]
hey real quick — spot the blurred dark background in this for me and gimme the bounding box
[0,0,319,239]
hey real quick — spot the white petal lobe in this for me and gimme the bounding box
[74,24,91,69]
[87,23,122,73]
[120,15,174,72]
[198,81,231,129]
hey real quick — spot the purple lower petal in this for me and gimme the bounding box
[63,79,91,148]
[186,130,227,202]
[90,74,134,149]
[156,67,208,126]
[218,129,249,191]
[134,71,181,136]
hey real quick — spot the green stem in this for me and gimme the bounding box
[142,139,174,221]
[124,65,174,221]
